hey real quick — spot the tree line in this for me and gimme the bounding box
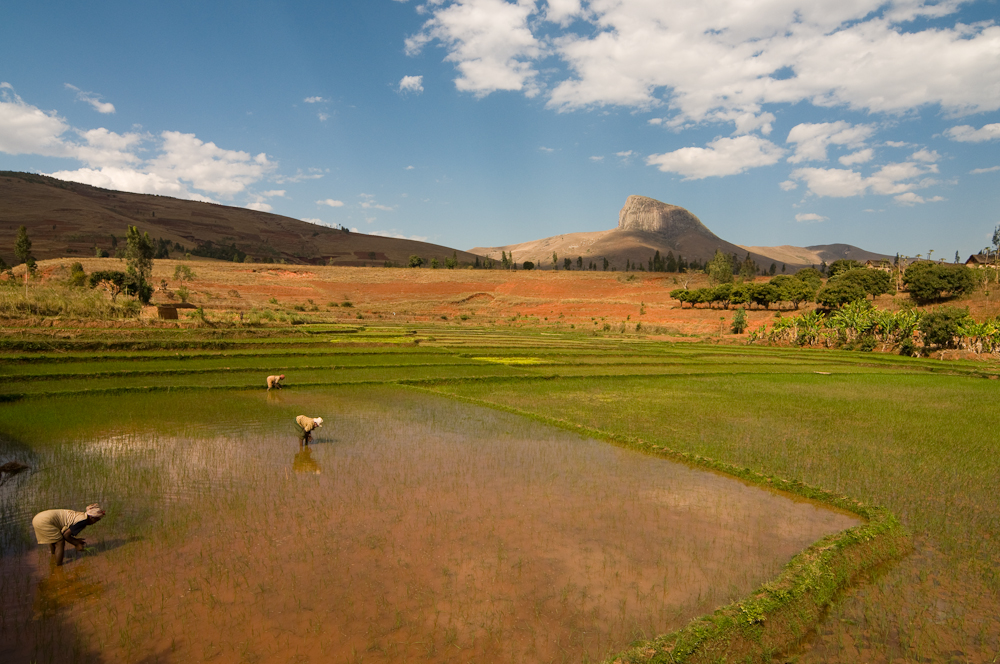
[672,255,980,310]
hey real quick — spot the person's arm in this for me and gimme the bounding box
[64,533,87,551]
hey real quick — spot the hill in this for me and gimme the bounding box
[470,195,891,271]
[0,171,481,267]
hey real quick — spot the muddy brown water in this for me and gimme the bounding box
[0,386,860,663]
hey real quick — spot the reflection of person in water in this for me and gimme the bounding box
[31,504,105,566]
[295,415,323,443]
[266,374,285,390]
[293,446,322,474]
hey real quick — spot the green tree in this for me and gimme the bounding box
[15,225,34,270]
[576,256,583,269]
[835,268,892,300]
[408,255,424,268]
[769,275,816,309]
[564,257,572,270]
[706,250,734,285]
[816,281,866,308]
[552,252,558,270]
[125,225,155,303]
[827,259,863,278]
[738,253,758,281]
[88,270,129,302]
[430,258,440,269]
[730,308,748,334]
[602,257,609,271]
[750,283,779,309]
[794,268,823,291]
[522,261,534,270]
[903,262,974,303]
[68,262,87,288]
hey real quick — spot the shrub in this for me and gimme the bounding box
[731,308,748,334]
[522,261,534,270]
[174,265,196,281]
[919,306,971,349]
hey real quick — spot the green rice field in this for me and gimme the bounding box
[1,325,998,663]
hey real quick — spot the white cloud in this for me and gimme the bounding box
[910,148,940,162]
[274,169,325,184]
[317,198,345,208]
[399,75,424,94]
[73,127,145,167]
[538,146,555,153]
[544,0,581,26]
[589,155,604,162]
[1,84,278,203]
[147,131,273,197]
[883,140,912,148]
[66,83,115,114]
[0,83,72,156]
[791,159,940,198]
[894,192,945,205]
[405,165,415,170]
[304,96,328,103]
[371,230,429,241]
[359,193,395,211]
[301,217,324,224]
[245,189,287,212]
[795,213,828,223]
[47,166,217,201]
[317,112,329,122]
[409,1,1000,128]
[779,180,798,191]
[616,150,634,159]
[839,148,874,166]
[970,165,1000,174]
[786,122,875,163]
[646,135,784,180]
[944,123,1000,143]
[405,0,542,97]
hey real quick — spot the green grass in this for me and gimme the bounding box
[1,324,997,662]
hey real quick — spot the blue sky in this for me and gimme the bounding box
[1,0,998,258]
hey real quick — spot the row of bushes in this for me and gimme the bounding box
[746,300,999,355]
[674,262,978,310]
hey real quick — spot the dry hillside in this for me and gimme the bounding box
[0,172,482,267]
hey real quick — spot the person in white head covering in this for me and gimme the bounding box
[295,415,323,443]
[31,504,105,566]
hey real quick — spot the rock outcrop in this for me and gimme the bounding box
[617,196,714,239]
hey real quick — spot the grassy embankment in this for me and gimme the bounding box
[1,325,998,662]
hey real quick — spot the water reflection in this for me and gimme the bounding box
[34,566,103,619]
[293,445,321,474]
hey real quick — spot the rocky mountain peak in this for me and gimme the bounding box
[617,195,713,237]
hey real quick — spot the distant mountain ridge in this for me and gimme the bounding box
[470,195,891,271]
[0,172,482,266]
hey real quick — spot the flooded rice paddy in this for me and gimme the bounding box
[0,386,859,663]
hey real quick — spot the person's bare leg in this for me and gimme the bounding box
[54,540,65,566]
[49,543,56,554]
